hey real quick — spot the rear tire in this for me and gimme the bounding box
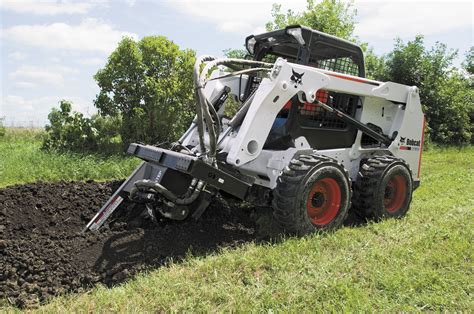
[353,155,413,219]
[272,154,351,235]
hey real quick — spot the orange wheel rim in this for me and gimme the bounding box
[384,175,407,213]
[306,178,341,225]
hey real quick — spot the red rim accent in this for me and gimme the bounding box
[384,175,407,213]
[306,178,341,225]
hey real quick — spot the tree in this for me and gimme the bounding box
[94,36,196,145]
[223,48,248,59]
[265,0,357,40]
[364,48,387,80]
[463,47,474,76]
[436,73,473,144]
[383,37,457,87]
[462,47,474,142]
[382,36,471,144]
[265,3,300,32]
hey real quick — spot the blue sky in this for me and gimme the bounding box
[1,0,472,127]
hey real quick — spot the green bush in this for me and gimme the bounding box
[0,118,5,137]
[42,100,123,154]
[375,36,472,145]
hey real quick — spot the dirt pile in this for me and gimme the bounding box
[0,181,258,308]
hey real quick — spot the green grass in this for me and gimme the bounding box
[1,131,473,311]
[0,129,140,188]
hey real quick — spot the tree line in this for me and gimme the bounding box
[43,0,473,154]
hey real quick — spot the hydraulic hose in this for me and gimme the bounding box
[194,55,216,155]
[200,58,273,84]
[193,56,274,161]
[216,91,257,147]
[176,180,205,205]
[194,56,218,159]
[228,91,256,128]
[131,179,205,205]
[205,67,270,83]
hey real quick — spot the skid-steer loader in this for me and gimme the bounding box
[85,25,425,235]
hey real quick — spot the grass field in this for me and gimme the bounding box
[1,130,473,312]
[0,129,140,188]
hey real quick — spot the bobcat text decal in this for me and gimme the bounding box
[400,137,421,151]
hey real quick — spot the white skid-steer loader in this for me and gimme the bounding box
[85,25,425,235]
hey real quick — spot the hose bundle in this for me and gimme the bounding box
[193,56,273,163]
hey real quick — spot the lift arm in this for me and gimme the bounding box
[315,100,392,146]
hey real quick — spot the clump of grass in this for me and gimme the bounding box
[0,128,140,187]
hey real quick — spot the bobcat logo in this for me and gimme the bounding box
[400,137,406,144]
[290,69,304,88]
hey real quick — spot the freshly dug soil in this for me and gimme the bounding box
[0,181,261,308]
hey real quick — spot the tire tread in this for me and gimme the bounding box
[272,153,351,235]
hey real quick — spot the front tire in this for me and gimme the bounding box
[272,154,351,235]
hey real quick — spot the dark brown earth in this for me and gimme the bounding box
[0,181,270,308]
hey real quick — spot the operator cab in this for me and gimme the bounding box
[244,25,365,150]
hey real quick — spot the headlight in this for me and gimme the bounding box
[271,58,284,79]
[286,27,305,46]
[246,36,256,55]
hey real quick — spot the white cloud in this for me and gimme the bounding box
[0,0,95,15]
[1,95,95,126]
[2,18,137,54]
[168,0,472,42]
[9,65,78,88]
[77,57,106,66]
[8,51,28,61]
[125,0,136,7]
[13,82,38,89]
[49,56,62,63]
[1,95,36,115]
[354,1,472,40]
[165,0,307,35]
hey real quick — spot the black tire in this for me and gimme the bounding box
[353,155,413,219]
[272,154,351,235]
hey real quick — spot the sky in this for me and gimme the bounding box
[1,0,472,127]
